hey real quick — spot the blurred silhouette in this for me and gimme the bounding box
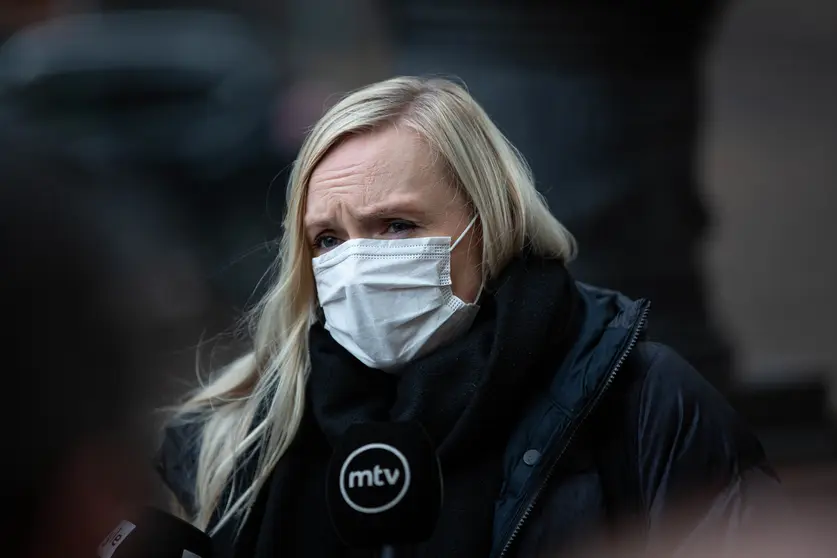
[0,8,290,317]
[563,493,837,558]
[0,130,164,557]
[387,1,733,392]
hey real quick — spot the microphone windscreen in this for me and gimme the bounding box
[97,506,211,558]
[325,421,443,548]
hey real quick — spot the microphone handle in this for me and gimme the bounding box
[380,545,416,558]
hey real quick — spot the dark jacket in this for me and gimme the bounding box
[158,284,777,557]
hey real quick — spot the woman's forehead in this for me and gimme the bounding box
[311,128,437,185]
[304,128,455,224]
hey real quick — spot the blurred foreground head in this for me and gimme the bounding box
[0,134,156,557]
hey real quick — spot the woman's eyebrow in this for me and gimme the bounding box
[303,197,434,238]
[359,198,427,219]
[304,215,334,238]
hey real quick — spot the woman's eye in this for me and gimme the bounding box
[314,235,342,251]
[385,220,417,235]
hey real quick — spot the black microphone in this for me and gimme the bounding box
[97,506,211,558]
[325,421,443,556]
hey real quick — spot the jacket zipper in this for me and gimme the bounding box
[496,303,650,558]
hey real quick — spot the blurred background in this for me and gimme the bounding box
[1,0,834,513]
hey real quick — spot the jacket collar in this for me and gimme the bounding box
[491,282,650,557]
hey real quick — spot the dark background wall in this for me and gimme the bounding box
[703,0,837,405]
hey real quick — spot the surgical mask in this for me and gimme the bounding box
[312,217,481,371]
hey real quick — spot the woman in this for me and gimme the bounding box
[158,77,777,558]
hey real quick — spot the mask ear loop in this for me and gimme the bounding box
[450,214,485,304]
[450,215,479,252]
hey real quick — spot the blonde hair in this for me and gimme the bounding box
[175,76,576,533]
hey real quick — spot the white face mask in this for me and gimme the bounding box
[312,217,481,371]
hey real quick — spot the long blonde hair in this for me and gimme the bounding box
[175,76,577,533]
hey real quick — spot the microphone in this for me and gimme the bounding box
[325,421,443,556]
[97,506,211,558]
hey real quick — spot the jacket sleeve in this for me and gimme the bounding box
[631,343,785,557]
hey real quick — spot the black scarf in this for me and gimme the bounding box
[224,253,582,558]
